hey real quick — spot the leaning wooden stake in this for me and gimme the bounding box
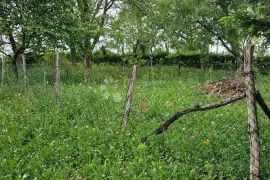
[142,93,246,142]
[22,54,28,94]
[56,52,61,106]
[122,65,138,130]
[1,55,5,85]
[244,44,260,180]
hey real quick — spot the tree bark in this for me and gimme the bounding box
[1,56,5,85]
[43,62,47,86]
[84,56,91,83]
[12,57,19,81]
[70,45,77,64]
[133,40,139,54]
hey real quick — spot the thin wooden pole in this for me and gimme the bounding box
[56,52,61,106]
[22,54,28,94]
[244,43,260,180]
[1,56,5,85]
[43,61,47,86]
[122,65,138,130]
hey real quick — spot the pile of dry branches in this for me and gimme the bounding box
[202,75,245,97]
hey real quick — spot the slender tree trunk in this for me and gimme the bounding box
[43,62,46,86]
[9,32,19,81]
[1,56,5,85]
[12,57,19,82]
[150,47,153,72]
[122,44,125,55]
[216,40,219,54]
[165,42,169,53]
[84,55,91,83]
[70,45,77,64]
[133,40,139,54]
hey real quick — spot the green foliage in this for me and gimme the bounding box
[256,56,270,75]
[91,52,236,70]
[40,51,72,65]
[0,65,270,179]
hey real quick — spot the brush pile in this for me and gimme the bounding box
[202,75,245,97]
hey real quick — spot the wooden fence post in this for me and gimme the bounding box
[56,52,61,106]
[244,43,260,180]
[1,55,5,85]
[122,65,138,130]
[22,54,28,94]
[43,61,47,86]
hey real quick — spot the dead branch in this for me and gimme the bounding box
[142,93,246,142]
[256,90,270,119]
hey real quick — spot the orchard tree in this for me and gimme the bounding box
[171,0,270,67]
[0,0,78,80]
[237,0,270,48]
[75,0,118,67]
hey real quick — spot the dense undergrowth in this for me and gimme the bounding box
[0,64,269,179]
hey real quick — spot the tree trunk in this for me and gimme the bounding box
[165,42,170,53]
[70,45,77,64]
[121,44,125,55]
[1,56,5,85]
[133,40,139,54]
[84,55,91,69]
[12,57,19,82]
[9,32,20,81]
[84,55,91,83]
[236,56,243,70]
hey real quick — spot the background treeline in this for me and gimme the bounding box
[20,51,270,73]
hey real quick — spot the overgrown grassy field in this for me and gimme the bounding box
[0,64,269,179]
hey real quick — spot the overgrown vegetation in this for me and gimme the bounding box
[1,65,269,179]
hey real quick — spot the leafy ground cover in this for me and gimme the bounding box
[0,65,269,179]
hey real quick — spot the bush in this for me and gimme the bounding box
[25,50,270,73]
[40,51,71,65]
[255,56,270,75]
[92,52,236,70]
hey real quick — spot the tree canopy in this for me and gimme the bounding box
[1,0,269,64]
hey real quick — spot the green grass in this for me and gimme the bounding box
[0,64,269,179]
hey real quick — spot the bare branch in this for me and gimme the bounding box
[142,93,246,142]
[197,21,238,57]
[256,90,270,119]
[105,0,115,12]
[0,50,12,58]
[90,0,103,23]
